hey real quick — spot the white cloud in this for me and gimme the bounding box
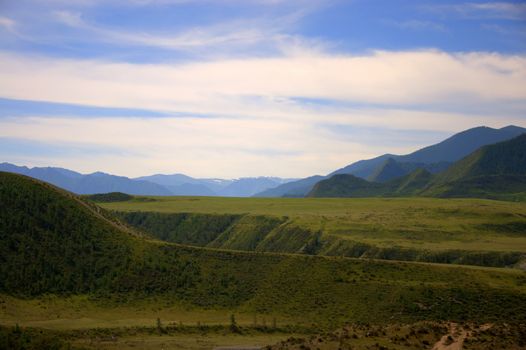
[425,2,526,20]
[0,16,17,33]
[0,49,524,112]
[470,2,526,20]
[0,48,524,177]
[48,8,312,54]
[53,10,84,27]
[0,106,521,178]
[0,115,380,178]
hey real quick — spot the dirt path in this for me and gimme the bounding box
[432,323,467,350]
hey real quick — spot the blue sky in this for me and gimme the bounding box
[0,0,525,178]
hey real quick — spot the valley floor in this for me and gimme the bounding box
[0,294,308,350]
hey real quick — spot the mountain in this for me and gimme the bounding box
[216,177,291,197]
[3,125,523,198]
[309,134,526,200]
[165,183,217,196]
[389,168,433,196]
[398,125,526,164]
[307,170,432,198]
[331,125,526,179]
[367,158,410,182]
[253,175,326,197]
[308,174,385,198]
[0,163,294,197]
[367,158,450,183]
[135,173,201,187]
[259,125,526,197]
[422,133,526,199]
[139,173,296,197]
[0,163,172,196]
[330,154,395,179]
[72,171,173,195]
[135,173,231,195]
[0,163,83,190]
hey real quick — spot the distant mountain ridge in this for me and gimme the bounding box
[0,163,172,196]
[254,175,326,197]
[2,125,524,198]
[309,134,526,200]
[0,163,295,197]
[256,125,526,197]
[137,173,295,197]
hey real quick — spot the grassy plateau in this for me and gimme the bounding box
[99,195,526,267]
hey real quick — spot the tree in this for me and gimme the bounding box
[230,314,239,333]
[156,318,163,334]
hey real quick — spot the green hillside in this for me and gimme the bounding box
[422,133,526,199]
[307,174,385,198]
[432,133,526,181]
[308,169,435,198]
[389,168,433,195]
[2,171,526,329]
[0,171,196,297]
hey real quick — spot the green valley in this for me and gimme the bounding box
[2,171,526,348]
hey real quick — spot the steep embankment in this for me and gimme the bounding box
[2,171,526,326]
[113,209,526,268]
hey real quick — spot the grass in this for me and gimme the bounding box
[0,322,305,350]
[71,333,294,350]
[98,196,526,267]
[7,171,526,328]
[4,321,525,350]
[0,294,298,330]
[3,172,526,349]
[0,295,309,349]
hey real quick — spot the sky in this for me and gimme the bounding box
[0,0,525,178]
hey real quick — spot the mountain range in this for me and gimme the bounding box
[309,133,526,200]
[0,163,296,197]
[256,125,526,197]
[1,125,524,199]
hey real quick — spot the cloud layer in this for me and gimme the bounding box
[1,50,524,114]
[0,1,525,177]
[0,48,524,177]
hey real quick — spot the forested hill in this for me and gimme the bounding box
[0,171,197,296]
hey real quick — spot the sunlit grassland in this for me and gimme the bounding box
[0,294,297,330]
[99,196,526,252]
